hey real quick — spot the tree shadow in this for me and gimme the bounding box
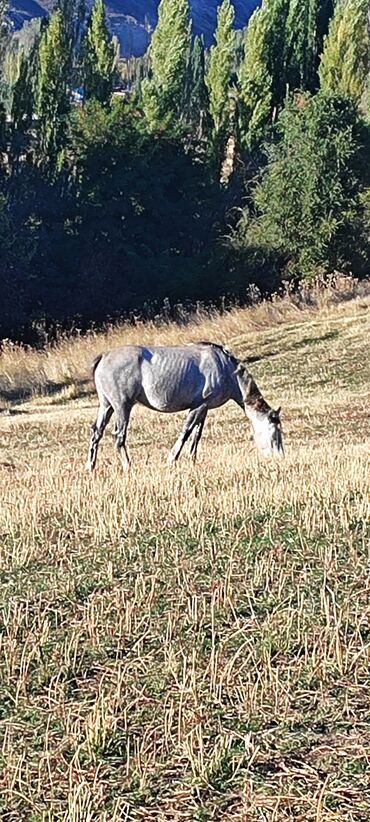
[245,330,340,363]
[0,377,92,405]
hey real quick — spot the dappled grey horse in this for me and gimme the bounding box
[87,342,284,470]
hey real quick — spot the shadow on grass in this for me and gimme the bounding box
[0,378,93,406]
[246,330,340,364]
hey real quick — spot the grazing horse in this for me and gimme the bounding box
[87,342,284,470]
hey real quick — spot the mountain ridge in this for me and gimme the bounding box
[8,0,260,56]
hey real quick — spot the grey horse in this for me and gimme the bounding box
[87,342,284,470]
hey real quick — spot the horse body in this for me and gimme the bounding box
[87,342,284,470]
[95,344,237,413]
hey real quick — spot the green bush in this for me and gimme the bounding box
[238,93,370,279]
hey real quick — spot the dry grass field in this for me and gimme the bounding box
[0,278,370,821]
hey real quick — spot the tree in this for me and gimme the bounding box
[82,0,115,104]
[35,9,70,171]
[57,0,85,52]
[205,0,235,137]
[3,17,42,118]
[11,40,39,132]
[238,0,334,150]
[284,0,333,93]
[185,35,209,134]
[32,98,225,325]
[238,4,275,151]
[0,0,10,116]
[0,0,8,62]
[238,0,291,151]
[10,50,32,147]
[239,93,369,278]
[319,0,369,102]
[141,0,190,129]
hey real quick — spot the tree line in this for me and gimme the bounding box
[0,0,369,342]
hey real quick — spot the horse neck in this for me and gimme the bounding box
[230,373,245,409]
[231,370,271,417]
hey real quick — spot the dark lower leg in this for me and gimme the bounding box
[87,405,113,471]
[115,409,131,468]
[168,406,207,465]
[190,417,206,462]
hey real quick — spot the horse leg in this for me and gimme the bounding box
[189,409,208,463]
[115,404,132,469]
[168,405,207,466]
[87,401,113,471]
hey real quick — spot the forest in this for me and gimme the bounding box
[0,0,369,342]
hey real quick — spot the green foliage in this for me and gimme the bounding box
[0,190,37,336]
[10,98,228,329]
[2,19,41,117]
[285,0,334,93]
[238,3,275,152]
[0,0,8,59]
[0,0,369,340]
[239,0,293,151]
[35,9,70,171]
[240,93,369,278]
[141,0,190,130]
[185,35,209,134]
[82,0,115,104]
[56,0,86,64]
[238,0,334,151]
[0,0,10,110]
[205,0,235,137]
[11,47,35,131]
[319,0,369,102]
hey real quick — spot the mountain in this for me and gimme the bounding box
[8,0,260,56]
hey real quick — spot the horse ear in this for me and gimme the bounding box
[268,407,281,421]
[235,362,245,376]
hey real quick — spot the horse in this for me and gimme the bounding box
[87,342,284,470]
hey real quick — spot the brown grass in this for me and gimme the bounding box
[1,272,369,406]
[0,278,370,821]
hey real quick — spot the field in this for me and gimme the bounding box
[1,279,370,821]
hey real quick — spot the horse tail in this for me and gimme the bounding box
[91,353,103,381]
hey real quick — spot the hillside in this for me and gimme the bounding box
[8,0,260,55]
[1,280,370,819]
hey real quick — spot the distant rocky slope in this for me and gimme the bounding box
[8,0,260,56]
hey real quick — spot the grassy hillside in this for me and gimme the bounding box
[0,280,370,821]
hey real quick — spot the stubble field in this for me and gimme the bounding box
[0,280,370,821]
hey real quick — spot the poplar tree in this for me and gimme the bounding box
[205,0,235,137]
[0,0,8,120]
[319,0,369,102]
[82,0,115,104]
[238,4,274,151]
[57,0,86,53]
[141,0,190,129]
[0,0,7,61]
[11,49,33,131]
[238,0,291,150]
[284,0,333,93]
[285,0,315,91]
[11,26,41,134]
[238,0,334,150]
[35,9,70,170]
[185,35,209,133]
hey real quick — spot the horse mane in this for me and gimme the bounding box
[191,341,239,365]
[194,343,270,412]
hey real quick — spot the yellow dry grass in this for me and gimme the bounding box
[0,279,370,821]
